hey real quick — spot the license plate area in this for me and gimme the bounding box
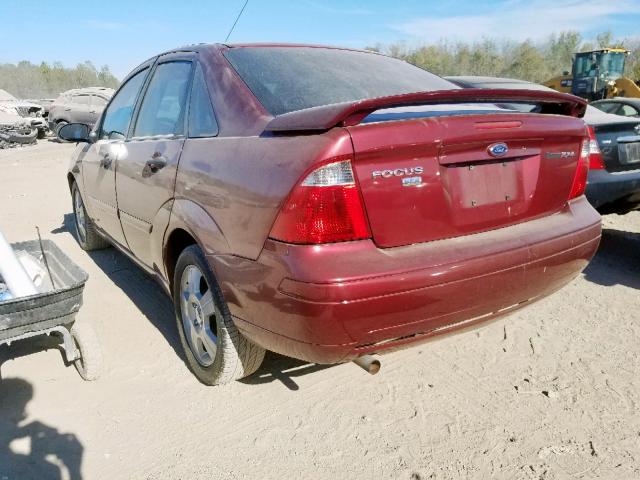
[618,141,640,165]
[441,156,539,227]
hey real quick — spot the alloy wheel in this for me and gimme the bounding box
[179,265,218,366]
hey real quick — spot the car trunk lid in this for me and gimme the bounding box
[347,112,587,248]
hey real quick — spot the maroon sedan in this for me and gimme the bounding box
[61,44,601,385]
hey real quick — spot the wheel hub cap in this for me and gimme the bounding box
[179,265,218,367]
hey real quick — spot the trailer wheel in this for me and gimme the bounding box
[71,322,103,381]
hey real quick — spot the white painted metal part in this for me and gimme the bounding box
[0,231,38,298]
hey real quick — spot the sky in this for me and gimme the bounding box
[2,0,640,78]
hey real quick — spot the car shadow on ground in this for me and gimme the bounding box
[51,213,335,388]
[0,376,84,479]
[583,227,640,289]
[240,351,335,391]
[51,213,185,366]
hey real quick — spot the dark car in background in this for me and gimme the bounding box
[49,87,114,136]
[61,45,600,385]
[591,98,640,118]
[447,76,640,214]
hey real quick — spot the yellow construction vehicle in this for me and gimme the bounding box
[544,48,640,101]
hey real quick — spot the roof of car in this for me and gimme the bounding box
[0,89,17,101]
[445,76,533,84]
[225,42,375,53]
[445,76,556,92]
[128,42,389,82]
[61,87,115,96]
[150,42,380,61]
[446,75,637,125]
[593,97,640,107]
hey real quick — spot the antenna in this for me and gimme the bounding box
[225,0,249,43]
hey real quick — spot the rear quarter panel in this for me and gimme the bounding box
[173,129,354,259]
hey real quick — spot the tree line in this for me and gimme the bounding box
[0,61,120,99]
[368,31,640,83]
[2,31,639,99]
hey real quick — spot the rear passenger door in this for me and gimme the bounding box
[71,94,94,124]
[115,54,194,267]
[89,95,109,125]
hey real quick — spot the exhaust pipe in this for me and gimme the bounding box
[353,355,381,375]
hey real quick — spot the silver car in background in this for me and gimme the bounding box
[48,87,114,135]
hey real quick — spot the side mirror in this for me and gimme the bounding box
[58,123,91,143]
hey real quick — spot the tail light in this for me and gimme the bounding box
[568,133,591,199]
[270,159,371,244]
[586,126,605,170]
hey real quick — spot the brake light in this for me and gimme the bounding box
[586,126,604,170]
[568,134,591,199]
[270,159,371,244]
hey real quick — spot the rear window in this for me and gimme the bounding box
[224,47,455,116]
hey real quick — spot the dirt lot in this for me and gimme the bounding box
[0,140,639,480]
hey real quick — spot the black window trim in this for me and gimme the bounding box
[185,58,220,139]
[128,53,196,141]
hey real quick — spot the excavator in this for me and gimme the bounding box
[544,48,640,101]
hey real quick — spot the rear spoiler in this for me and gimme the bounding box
[264,89,587,132]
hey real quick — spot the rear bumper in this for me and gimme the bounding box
[209,197,601,364]
[586,169,640,212]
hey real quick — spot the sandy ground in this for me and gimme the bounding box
[0,140,638,480]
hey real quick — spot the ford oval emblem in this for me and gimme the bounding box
[488,143,508,157]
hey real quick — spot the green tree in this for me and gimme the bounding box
[0,60,120,98]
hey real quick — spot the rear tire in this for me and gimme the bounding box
[173,245,265,385]
[71,182,110,250]
[55,121,68,142]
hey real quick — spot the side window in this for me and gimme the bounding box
[100,68,148,140]
[74,95,91,105]
[188,63,219,137]
[619,104,640,117]
[133,62,192,137]
[597,103,620,114]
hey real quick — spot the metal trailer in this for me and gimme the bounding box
[0,239,101,380]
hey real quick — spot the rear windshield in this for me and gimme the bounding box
[224,47,456,116]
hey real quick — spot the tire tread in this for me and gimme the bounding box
[173,245,265,385]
